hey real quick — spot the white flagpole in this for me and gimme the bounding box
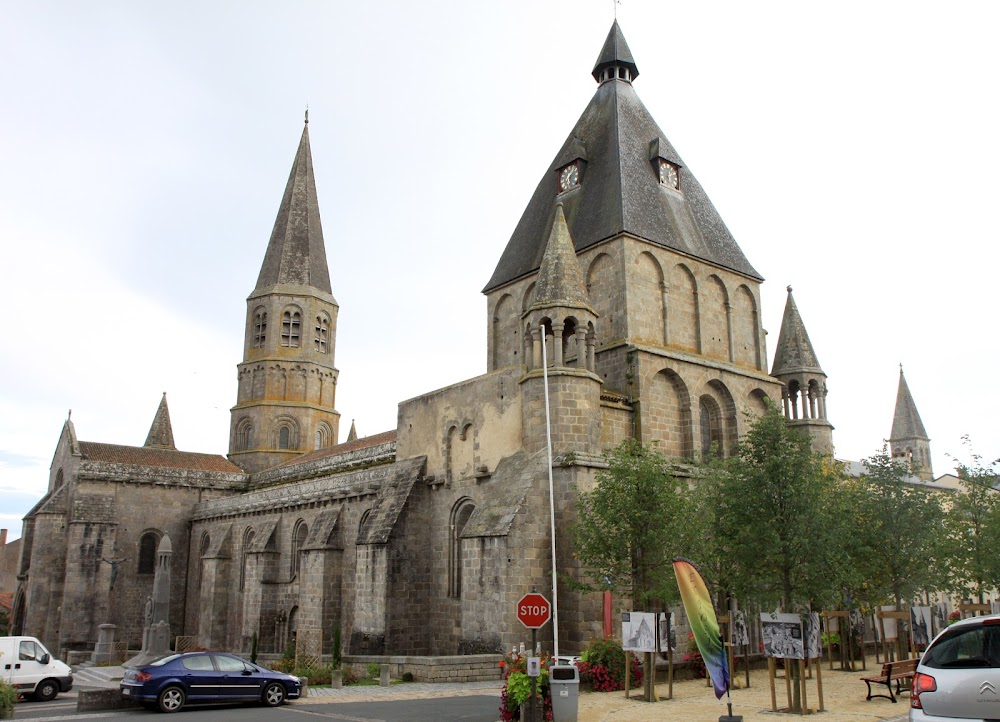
[541,326,559,659]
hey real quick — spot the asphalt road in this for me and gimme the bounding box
[13,694,502,721]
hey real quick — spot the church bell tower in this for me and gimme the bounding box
[229,115,341,473]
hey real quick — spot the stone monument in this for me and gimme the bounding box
[125,534,173,666]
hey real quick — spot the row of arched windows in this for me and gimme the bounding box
[232,418,334,452]
[252,307,331,353]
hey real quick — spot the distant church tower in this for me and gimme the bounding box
[889,366,932,481]
[229,116,341,472]
[771,286,834,454]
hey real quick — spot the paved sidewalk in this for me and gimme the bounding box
[298,657,910,722]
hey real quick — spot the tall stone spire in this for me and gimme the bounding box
[230,120,341,473]
[770,287,833,454]
[255,119,332,295]
[144,393,176,450]
[889,366,932,480]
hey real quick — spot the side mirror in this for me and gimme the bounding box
[40,654,50,665]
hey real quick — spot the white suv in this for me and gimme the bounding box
[910,614,1000,721]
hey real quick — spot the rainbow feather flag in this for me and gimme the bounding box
[673,557,729,699]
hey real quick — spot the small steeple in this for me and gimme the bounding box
[890,366,929,441]
[592,20,639,83]
[771,286,823,376]
[530,204,594,314]
[770,287,833,454]
[144,393,176,450]
[889,366,932,480]
[347,419,358,443]
[255,119,332,294]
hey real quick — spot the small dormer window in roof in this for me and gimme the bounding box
[557,162,581,194]
[657,159,680,191]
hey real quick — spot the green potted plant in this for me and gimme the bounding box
[0,679,16,719]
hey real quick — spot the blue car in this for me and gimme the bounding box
[119,652,301,713]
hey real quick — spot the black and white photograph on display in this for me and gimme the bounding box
[658,611,676,653]
[731,609,749,647]
[932,601,950,635]
[878,605,898,640]
[804,613,821,659]
[911,606,932,648]
[760,612,804,660]
[622,612,657,653]
[850,609,866,640]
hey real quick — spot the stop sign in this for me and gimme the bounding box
[516,592,552,629]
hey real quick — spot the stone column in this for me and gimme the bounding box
[552,323,564,367]
[575,329,587,370]
[725,301,735,362]
[661,284,670,345]
[531,327,542,369]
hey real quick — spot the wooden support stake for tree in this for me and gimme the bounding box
[784,660,792,710]
[815,654,824,711]
[667,646,673,700]
[768,657,777,712]
[799,658,808,715]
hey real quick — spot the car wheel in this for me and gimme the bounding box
[262,682,285,707]
[158,685,186,713]
[33,679,59,702]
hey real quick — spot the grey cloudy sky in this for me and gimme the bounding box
[2,1,998,537]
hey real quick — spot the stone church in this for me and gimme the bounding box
[11,22,928,663]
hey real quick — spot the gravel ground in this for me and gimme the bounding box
[298,655,910,722]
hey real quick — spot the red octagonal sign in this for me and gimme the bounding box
[516,592,551,629]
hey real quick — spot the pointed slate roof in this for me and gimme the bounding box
[592,20,639,82]
[484,22,761,293]
[530,204,593,313]
[144,393,176,450]
[771,286,823,376]
[890,367,929,441]
[254,119,332,295]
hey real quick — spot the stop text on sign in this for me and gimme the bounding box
[516,592,552,629]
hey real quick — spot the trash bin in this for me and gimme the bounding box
[549,664,579,722]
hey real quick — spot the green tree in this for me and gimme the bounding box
[853,446,945,607]
[572,439,691,608]
[712,404,841,611]
[944,437,1000,603]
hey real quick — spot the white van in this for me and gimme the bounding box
[0,636,73,701]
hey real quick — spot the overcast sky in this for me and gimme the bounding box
[2,1,998,539]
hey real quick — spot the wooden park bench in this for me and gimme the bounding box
[860,658,919,703]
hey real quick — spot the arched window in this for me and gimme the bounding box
[448,499,475,598]
[278,426,290,449]
[314,423,331,450]
[314,315,329,353]
[200,532,211,557]
[55,469,63,486]
[281,310,301,347]
[235,419,253,452]
[699,396,723,459]
[252,309,267,348]
[137,531,160,574]
[291,520,308,577]
[240,528,255,591]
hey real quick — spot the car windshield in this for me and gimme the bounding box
[923,623,1000,669]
